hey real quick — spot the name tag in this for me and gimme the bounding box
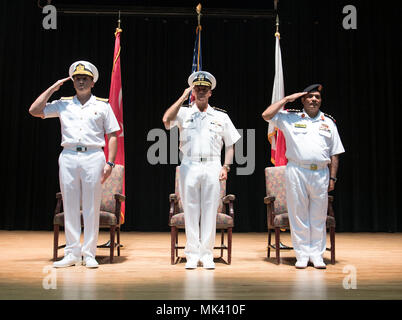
[294,123,307,128]
[210,121,222,127]
[319,130,331,137]
[319,124,330,131]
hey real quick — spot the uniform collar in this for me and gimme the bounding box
[73,94,95,108]
[190,103,214,115]
[301,109,324,122]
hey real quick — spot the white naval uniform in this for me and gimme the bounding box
[43,95,120,259]
[269,109,345,261]
[170,104,241,262]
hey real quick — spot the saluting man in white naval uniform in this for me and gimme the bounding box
[163,71,241,269]
[29,61,120,268]
[262,84,345,269]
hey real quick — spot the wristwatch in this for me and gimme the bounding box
[223,164,230,172]
[107,161,115,168]
[330,177,337,182]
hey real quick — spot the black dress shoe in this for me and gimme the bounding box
[272,242,292,250]
[97,240,123,248]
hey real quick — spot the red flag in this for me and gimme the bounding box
[105,27,126,224]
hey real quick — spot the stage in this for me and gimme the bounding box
[0,231,401,300]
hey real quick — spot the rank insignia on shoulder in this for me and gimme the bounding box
[323,113,336,123]
[95,97,109,102]
[61,96,74,100]
[181,104,190,108]
[286,109,301,113]
[212,106,227,113]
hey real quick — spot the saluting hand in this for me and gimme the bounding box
[50,77,71,93]
[285,92,308,103]
[182,85,194,100]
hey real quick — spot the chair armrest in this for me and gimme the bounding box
[222,194,235,203]
[114,193,126,202]
[54,192,63,215]
[222,194,235,218]
[168,194,180,222]
[169,194,178,203]
[264,196,276,204]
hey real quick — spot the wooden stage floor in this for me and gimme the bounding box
[1,231,402,300]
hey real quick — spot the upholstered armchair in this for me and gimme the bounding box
[53,164,125,263]
[264,166,336,264]
[168,166,235,265]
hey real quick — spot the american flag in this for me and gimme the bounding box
[188,25,202,104]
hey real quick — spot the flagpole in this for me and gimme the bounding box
[274,0,280,38]
[196,3,202,71]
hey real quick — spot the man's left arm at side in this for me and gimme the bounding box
[101,132,118,184]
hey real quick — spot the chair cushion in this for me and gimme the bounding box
[265,167,288,214]
[54,211,117,227]
[100,165,124,213]
[169,213,234,229]
[270,212,336,228]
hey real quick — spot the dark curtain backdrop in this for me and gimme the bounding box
[0,0,400,232]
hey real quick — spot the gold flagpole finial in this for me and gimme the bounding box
[196,3,202,15]
[275,14,280,38]
[196,3,202,26]
[115,10,122,35]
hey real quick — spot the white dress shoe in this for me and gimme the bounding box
[53,254,82,268]
[83,257,99,268]
[310,257,326,269]
[201,258,215,269]
[185,258,198,269]
[295,259,309,269]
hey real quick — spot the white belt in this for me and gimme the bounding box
[183,156,220,162]
[288,160,328,171]
[63,145,102,152]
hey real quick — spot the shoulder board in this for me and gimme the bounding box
[95,97,109,102]
[324,113,336,123]
[286,109,301,113]
[61,96,73,100]
[212,106,227,113]
[180,104,190,108]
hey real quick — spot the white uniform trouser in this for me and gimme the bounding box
[179,158,221,262]
[285,162,329,261]
[58,148,105,259]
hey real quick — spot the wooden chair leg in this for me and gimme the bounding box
[227,228,232,265]
[53,224,59,261]
[175,228,179,257]
[220,229,224,258]
[110,225,115,263]
[117,227,121,256]
[171,227,176,265]
[330,227,335,264]
[275,227,280,264]
[267,229,271,258]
